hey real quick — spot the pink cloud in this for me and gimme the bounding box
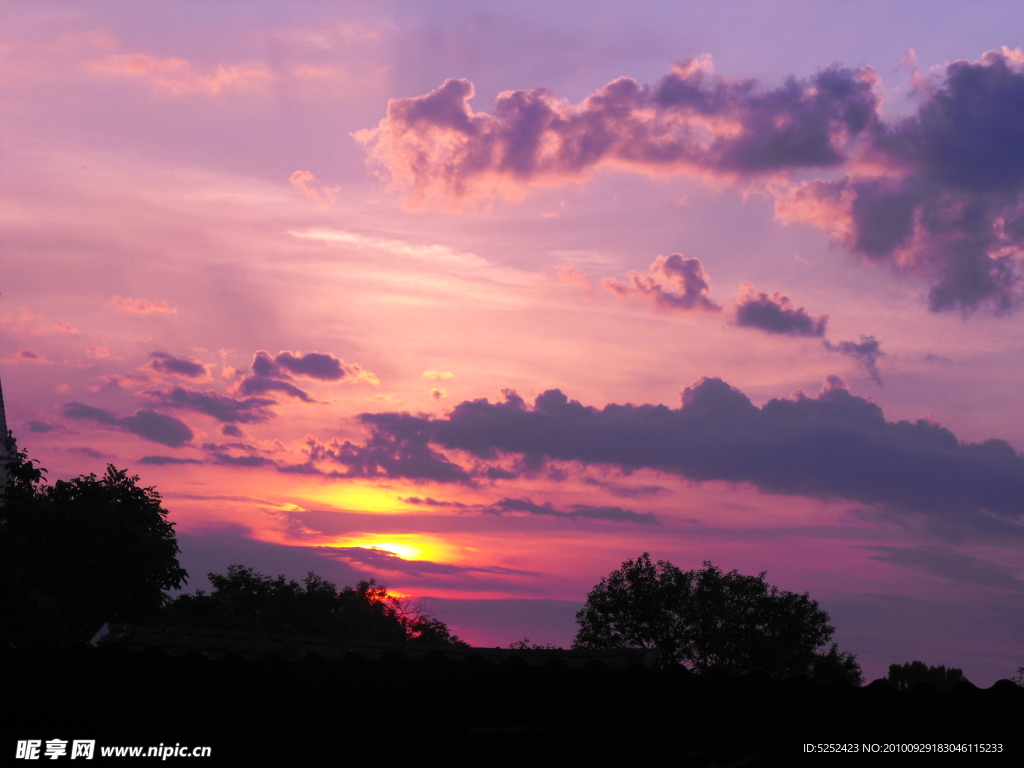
[603,254,721,313]
[289,170,340,207]
[110,296,177,315]
[554,265,595,292]
[355,59,880,206]
[87,54,273,96]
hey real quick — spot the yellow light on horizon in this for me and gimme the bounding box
[327,534,453,564]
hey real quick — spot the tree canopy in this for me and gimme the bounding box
[1,447,187,645]
[162,564,467,646]
[572,553,862,683]
[887,661,968,691]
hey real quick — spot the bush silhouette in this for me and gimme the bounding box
[162,564,467,646]
[573,553,862,683]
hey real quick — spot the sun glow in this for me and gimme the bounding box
[306,485,404,513]
[329,534,454,563]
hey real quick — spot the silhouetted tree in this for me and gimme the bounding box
[162,564,468,646]
[887,661,968,690]
[573,553,862,683]
[0,448,187,645]
[509,637,561,650]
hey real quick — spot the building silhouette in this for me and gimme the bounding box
[0,368,16,493]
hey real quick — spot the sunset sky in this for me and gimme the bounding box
[3,1,1024,684]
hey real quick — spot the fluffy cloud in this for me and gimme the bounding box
[733,282,827,336]
[603,254,721,313]
[778,49,1024,313]
[356,58,879,205]
[350,377,1024,537]
[62,402,193,447]
[362,49,1024,315]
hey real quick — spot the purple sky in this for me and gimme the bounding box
[3,1,1024,683]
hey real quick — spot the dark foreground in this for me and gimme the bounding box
[4,638,1022,766]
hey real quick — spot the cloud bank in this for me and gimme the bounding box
[346,377,1024,537]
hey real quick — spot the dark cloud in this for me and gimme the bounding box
[302,427,472,483]
[823,336,885,385]
[864,545,1024,591]
[210,452,274,468]
[733,282,827,336]
[238,351,314,401]
[327,546,535,577]
[144,352,206,378]
[237,349,373,403]
[359,61,879,203]
[488,497,658,525]
[63,402,118,425]
[604,254,721,313]
[353,376,1024,537]
[221,424,243,438]
[26,420,55,433]
[582,478,668,498]
[140,455,203,466]
[275,351,348,380]
[63,402,194,447]
[401,494,657,525]
[68,446,108,459]
[780,50,1024,313]
[119,410,195,447]
[141,386,275,423]
[401,496,470,508]
[18,349,41,360]
[237,373,313,402]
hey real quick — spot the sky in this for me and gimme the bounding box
[2,1,1024,684]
